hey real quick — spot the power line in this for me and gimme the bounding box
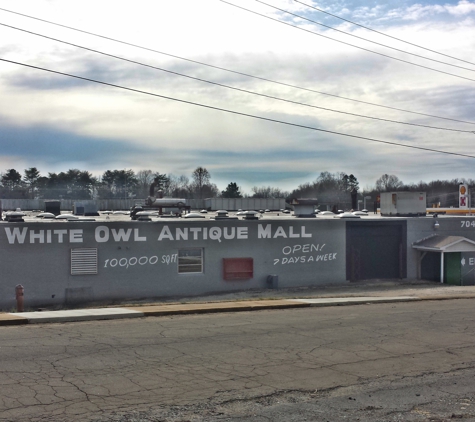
[255,0,475,73]
[2,57,475,160]
[220,0,475,83]
[0,6,474,126]
[292,0,475,67]
[1,22,472,134]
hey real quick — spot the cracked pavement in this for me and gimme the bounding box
[1,299,475,421]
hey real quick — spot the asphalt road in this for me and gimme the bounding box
[1,299,474,421]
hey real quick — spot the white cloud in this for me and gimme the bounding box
[0,0,474,192]
[399,0,475,20]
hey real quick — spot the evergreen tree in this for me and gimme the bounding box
[222,182,242,198]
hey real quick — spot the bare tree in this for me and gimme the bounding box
[375,174,403,192]
[251,186,289,198]
[191,167,211,199]
[136,170,155,198]
[167,174,191,198]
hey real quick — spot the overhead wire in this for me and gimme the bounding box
[0,6,474,126]
[1,57,475,160]
[1,22,472,134]
[255,0,475,73]
[292,0,475,67]
[220,0,475,83]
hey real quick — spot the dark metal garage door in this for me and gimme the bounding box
[346,221,406,281]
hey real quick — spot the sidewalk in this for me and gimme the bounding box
[2,281,475,325]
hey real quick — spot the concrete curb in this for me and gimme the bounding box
[0,314,29,326]
[12,308,144,324]
[416,294,475,301]
[127,300,310,317]
[290,296,420,306]
[0,295,473,325]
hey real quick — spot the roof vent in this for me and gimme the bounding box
[5,211,26,222]
[242,211,259,220]
[335,212,360,219]
[213,210,238,220]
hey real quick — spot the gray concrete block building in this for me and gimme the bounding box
[1,210,474,310]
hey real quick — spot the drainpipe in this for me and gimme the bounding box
[440,252,444,284]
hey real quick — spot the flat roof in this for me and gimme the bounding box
[2,209,475,224]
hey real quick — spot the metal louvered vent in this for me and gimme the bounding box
[71,248,98,275]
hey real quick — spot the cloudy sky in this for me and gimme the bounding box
[0,0,474,193]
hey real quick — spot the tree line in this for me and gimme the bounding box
[0,167,472,208]
[0,167,214,200]
[289,172,475,208]
[0,166,287,201]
